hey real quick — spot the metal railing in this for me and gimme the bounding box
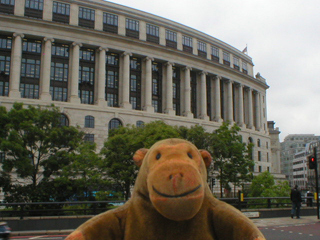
[0,197,314,219]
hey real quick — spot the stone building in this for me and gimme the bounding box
[0,0,279,197]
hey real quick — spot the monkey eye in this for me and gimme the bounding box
[187,152,193,159]
[156,153,161,160]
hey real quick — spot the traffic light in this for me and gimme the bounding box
[308,155,317,169]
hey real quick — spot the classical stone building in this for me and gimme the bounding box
[0,0,277,189]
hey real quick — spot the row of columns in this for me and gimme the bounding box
[7,33,262,130]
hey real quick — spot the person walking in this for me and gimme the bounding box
[290,185,302,219]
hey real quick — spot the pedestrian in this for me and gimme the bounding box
[290,185,302,219]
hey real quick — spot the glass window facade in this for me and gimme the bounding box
[79,48,95,104]
[20,39,42,99]
[105,52,119,107]
[52,1,70,23]
[0,35,11,97]
[50,43,69,102]
[103,12,118,33]
[152,62,162,113]
[85,115,95,128]
[130,57,141,110]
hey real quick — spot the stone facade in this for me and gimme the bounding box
[0,0,276,183]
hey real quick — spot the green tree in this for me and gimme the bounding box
[0,102,84,202]
[209,121,254,197]
[100,121,180,200]
[249,171,291,208]
[177,125,211,150]
[55,142,110,201]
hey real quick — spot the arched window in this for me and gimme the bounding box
[108,118,122,130]
[85,115,95,128]
[59,114,69,126]
[136,120,144,127]
[257,139,261,147]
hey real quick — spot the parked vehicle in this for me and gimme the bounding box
[0,222,11,240]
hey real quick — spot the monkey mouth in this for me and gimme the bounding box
[152,184,202,198]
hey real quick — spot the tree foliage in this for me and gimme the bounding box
[209,121,254,197]
[0,103,84,202]
[249,171,291,207]
[100,121,180,200]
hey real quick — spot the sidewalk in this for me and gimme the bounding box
[252,215,319,227]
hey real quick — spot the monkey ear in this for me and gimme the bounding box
[200,150,212,169]
[133,148,149,167]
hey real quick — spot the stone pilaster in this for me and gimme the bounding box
[69,42,82,104]
[199,71,209,120]
[237,83,245,127]
[214,75,222,122]
[96,47,108,107]
[183,66,193,118]
[164,62,175,116]
[143,56,154,113]
[226,80,234,123]
[120,52,132,109]
[9,33,24,98]
[40,37,54,101]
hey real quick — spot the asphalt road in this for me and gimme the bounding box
[260,222,320,240]
[9,222,320,239]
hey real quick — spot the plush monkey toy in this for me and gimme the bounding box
[66,138,265,240]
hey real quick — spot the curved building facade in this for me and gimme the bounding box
[0,0,274,174]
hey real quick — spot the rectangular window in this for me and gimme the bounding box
[152,62,162,113]
[79,48,95,104]
[211,46,219,62]
[166,30,177,49]
[146,24,159,44]
[52,1,70,24]
[130,57,141,110]
[0,0,15,14]
[126,18,139,38]
[79,7,95,29]
[223,51,230,66]
[242,61,248,74]
[105,52,119,107]
[233,57,239,70]
[198,41,207,58]
[172,67,180,115]
[0,36,11,97]
[103,12,118,34]
[182,36,193,53]
[84,134,94,142]
[51,43,69,102]
[25,0,43,19]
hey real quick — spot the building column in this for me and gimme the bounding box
[199,71,209,120]
[183,66,193,118]
[254,91,261,131]
[40,37,54,101]
[143,56,154,113]
[214,75,222,122]
[164,62,175,116]
[238,83,245,127]
[226,80,234,123]
[120,52,132,109]
[69,42,82,104]
[96,47,108,107]
[9,33,24,98]
[247,88,254,129]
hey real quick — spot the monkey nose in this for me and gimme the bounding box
[169,173,184,180]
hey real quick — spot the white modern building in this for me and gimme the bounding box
[281,134,320,186]
[0,0,281,197]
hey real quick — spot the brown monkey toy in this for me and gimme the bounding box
[66,138,265,240]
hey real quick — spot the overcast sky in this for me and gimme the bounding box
[108,0,320,141]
